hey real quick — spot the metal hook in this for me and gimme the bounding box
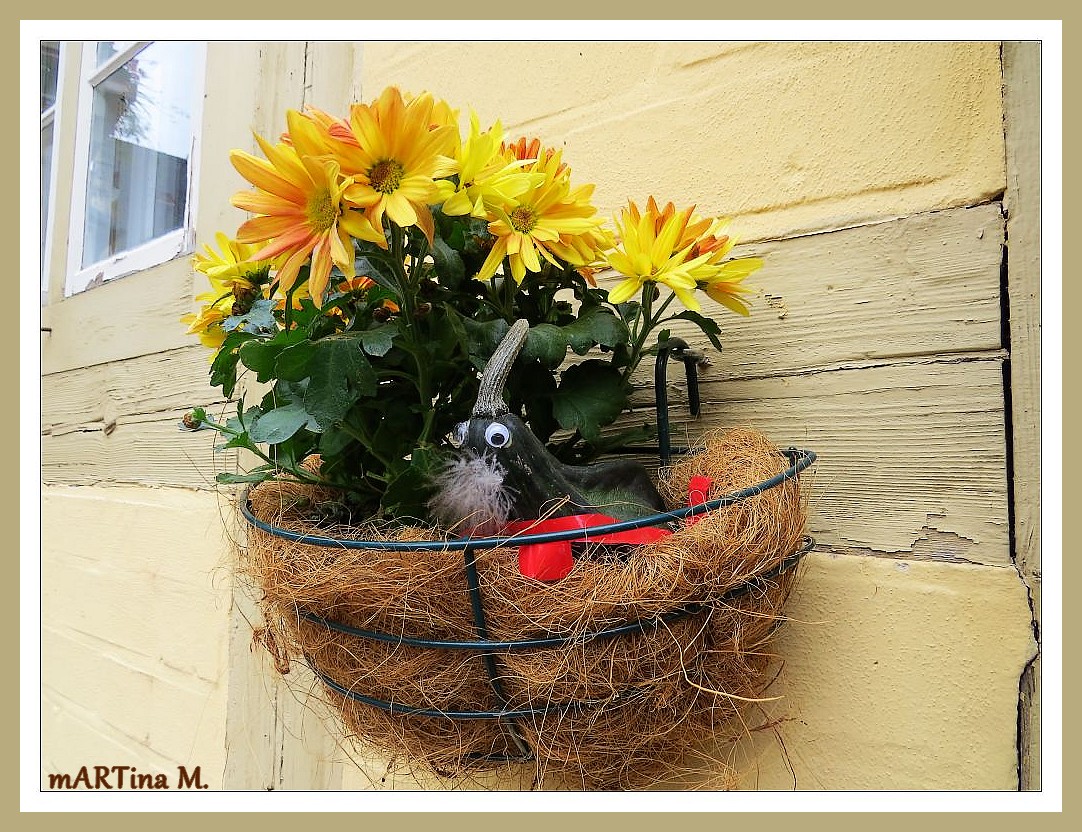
[654,337,710,465]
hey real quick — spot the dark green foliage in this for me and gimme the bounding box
[193,216,725,520]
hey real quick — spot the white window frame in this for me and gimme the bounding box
[64,40,206,296]
[40,41,64,304]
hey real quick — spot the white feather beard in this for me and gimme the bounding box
[427,451,515,536]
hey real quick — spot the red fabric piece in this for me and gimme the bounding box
[505,513,672,580]
[516,541,574,581]
[686,475,714,525]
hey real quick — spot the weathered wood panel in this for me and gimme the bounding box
[251,42,309,140]
[302,41,364,113]
[361,42,1007,244]
[616,202,1004,384]
[723,551,1036,790]
[41,345,219,432]
[40,257,198,377]
[41,407,240,489]
[43,356,1010,568]
[621,357,1010,566]
[42,202,1002,420]
[1004,40,1042,792]
[222,595,280,790]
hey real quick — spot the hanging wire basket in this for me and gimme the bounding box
[238,343,817,787]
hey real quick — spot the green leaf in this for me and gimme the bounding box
[616,300,642,323]
[371,402,422,454]
[445,222,466,250]
[248,401,319,445]
[463,318,510,368]
[358,324,396,357]
[431,235,466,289]
[380,447,440,518]
[225,404,262,434]
[284,296,322,330]
[551,360,628,442]
[458,216,493,257]
[274,340,317,382]
[238,328,309,382]
[318,426,356,457]
[588,423,656,454]
[216,434,254,451]
[521,323,568,369]
[356,255,398,292]
[306,312,342,341]
[562,306,629,355]
[440,305,470,355]
[304,335,377,429]
[223,298,278,334]
[215,469,277,485]
[513,361,559,443]
[209,331,257,398]
[671,310,724,352]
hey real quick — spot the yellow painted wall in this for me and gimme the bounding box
[39,40,1039,793]
[359,41,1005,241]
[41,485,233,788]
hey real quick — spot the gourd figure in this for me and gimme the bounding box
[428,319,667,535]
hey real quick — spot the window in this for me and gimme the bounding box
[64,41,205,295]
[40,41,60,299]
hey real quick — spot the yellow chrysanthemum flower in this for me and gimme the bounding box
[477,149,607,284]
[229,109,385,301]
[335,276,376,294]
[544,188,614,270]
[287,105,358,152]
[688,230,761,316]
[603,199,761,313]
[181,294,231,352]
[193,232,272,297]
[336,87,457,243]
[435,114,541,219]
[501,136,562,172]
[426,95,461,134]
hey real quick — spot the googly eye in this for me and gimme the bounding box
[450,421,468,448]
[484,422,511,449]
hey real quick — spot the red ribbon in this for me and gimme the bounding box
[686,475,714,525]
[505,513,671,580]
[506,476,717,580]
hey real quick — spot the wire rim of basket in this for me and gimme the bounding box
[241,446,817,552]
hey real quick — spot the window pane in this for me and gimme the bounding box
[95,41,136,65]
[40,41,59,113]
[82,41,199,268]
[41,122,54,273]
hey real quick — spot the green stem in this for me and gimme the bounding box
[619,285,678,387]
[283,284,296,331]
[388,224,434,443]
[199,415,323,485]
[652,291,677,323]
[338,420,397,469]
[621,284,654,385]
[500,262,516,322]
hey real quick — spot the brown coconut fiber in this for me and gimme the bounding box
[240,427,810,790]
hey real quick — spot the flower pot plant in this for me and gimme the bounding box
[183,86,814,789]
